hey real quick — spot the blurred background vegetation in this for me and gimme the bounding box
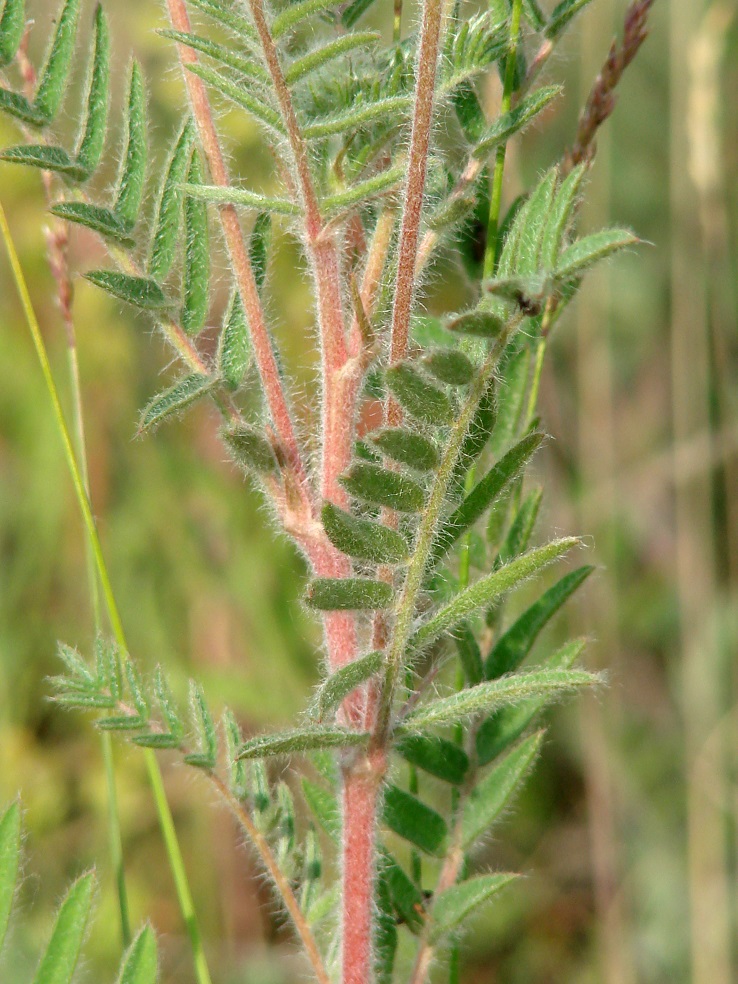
[0,0,736,981]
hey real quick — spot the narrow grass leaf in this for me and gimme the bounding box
[32,0,81,125]
[369,428,439,471]
[186,64,284,135]
[322,502,409,564]
[50,203,135,248]
[222,424,278,473]
[340,462,425,513]
[555,228,638,280]
[302,779,340,841]
[85,271,169,310]
[138,374,216,434]
[386,362,455,424]
[314,650,384,720]
[116,924,157,984]
[0,802,21,951]
[32,870,95,984]
[74,5,110,178]
[285,32,380,83]
[218,292,251,389]
[182,154,210,335]
[423,349,475,385]
[474,85,562,158]
[545,0,595,39]
[431,873,518,940]
[305,577,393,611]
[0,0,24,67]
[477,639,586,764]
[182,182,300,216]
[383,786,448,857]
[486,565,594,678]
[148,119,195,280]
[396,733,469,785]
[114,63,147,231]
[238,728,368,760]
[462,734,542,847]
[434,433,544,563]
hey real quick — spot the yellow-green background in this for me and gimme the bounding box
[1,0,737,981]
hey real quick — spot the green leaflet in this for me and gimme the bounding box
[186,64,285,135]
[433,432,544,564]
[186,0,257,41]
[303,95,411,140]
[218,292,252,390]
[495,487,543,566]
[341,0,378,28]
[148,119,195,281]
[415,538,579,648]
[323,164,405,215]
[222,424,277,474]
[0,144,86,180]
[117,925,158,984]
[238,727,368,760]
[462,733,542,848]
[183,681,217,769]
[369,428,439,471]
[474,85,562,158]
[444,309,505,338]
[0,801,21,951]
[85,271,169,310]
[340,462,425,513]
[137,374,217,434]
[249,212,271,295]
[555,228,638,280]
[440,15,509,97]
[182,154,210,335]
[485,565,594,678]
[313,650,384,720]
[114,63,147,231]
[302,779,340,840]
[515,169,558,277]
[477,639,585,765]
[545,0,595,39]
[383,785,448,857]
[423,348,476,385]
[540,164,587,271]
[0,89,45,127]
[449,378,497,495]
[0,0,24,68]
[322,502,409,565]
[305,577,393,611]
[285,32,381,84]
[74,4,110,179]
[155,666,184,741]
[183,182,300,216]
[49,203,135,248]
[32,871,95,984]
[522,0,546,30]
[453,621,484,686]
[271,0,346,39]
[385,362,455,424]
[375,875,398,984]
[223,709,248,800]
[157,29,268,82]
[124,659,149,719]
[402,667,598,730]
[396,733,469,785]
[32,0,82,125]
[379,852,425,933]
[489,345,529,456]
[430,873,518,940]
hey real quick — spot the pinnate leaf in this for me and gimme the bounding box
[238,727,368,760]
[32,870,95,984]
[0,801,21,951]
[314,650,384,720]
[430,873,518,940]
[322,502,409,565]
[305,577,393,611]
[138,374,216,434]
[383,785,448,856]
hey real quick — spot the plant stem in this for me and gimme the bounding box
[0,201,213,984]
[484,0,524,279]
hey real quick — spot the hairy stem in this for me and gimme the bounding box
[0,202,214,984]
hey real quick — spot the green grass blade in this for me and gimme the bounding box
[32,871,95,984]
